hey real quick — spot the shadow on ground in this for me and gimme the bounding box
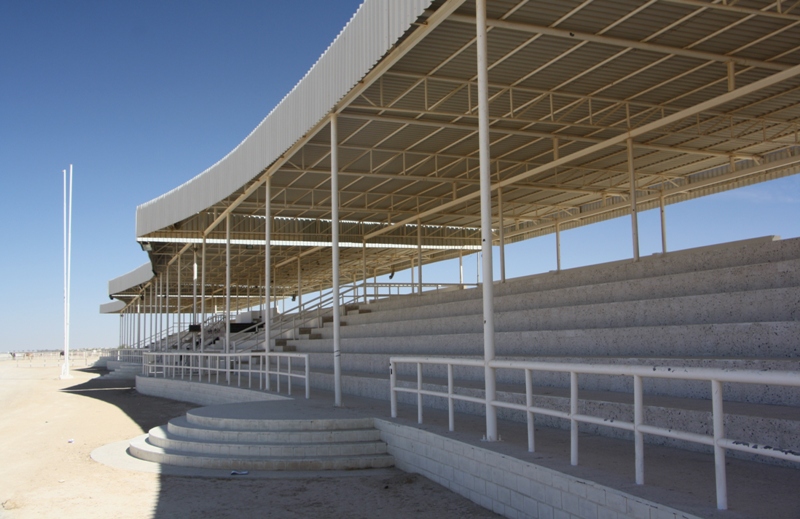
[58,367,501,519]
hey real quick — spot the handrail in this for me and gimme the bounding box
[388,356,800,511]
[142,351,310,398]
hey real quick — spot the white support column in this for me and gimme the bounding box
[417,219,423,294]
[362,240,368,304]
[149,283,154,350]
[498,185,505,283]
[476,0,497,442]
[331,114,343,407]
[158,275,163,350]
[627,138,640,261]
[166,263,170,349]
[200,236,206,352]
[410,258,415,293]
[556,222,562,271]
[176,252,180,350]
[297,256,302,312]
[459,250,464,285]
[137,297,142,349]
[225,213,231,354]
[192,247,198,350]
[264,177,272,352]
[660,191,668,254]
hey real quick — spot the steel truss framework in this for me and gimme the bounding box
[109,0,800,323]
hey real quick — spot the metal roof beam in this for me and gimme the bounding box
[447,14,792,72]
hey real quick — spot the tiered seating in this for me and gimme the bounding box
[282,236,800,462]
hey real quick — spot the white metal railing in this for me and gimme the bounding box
[112,348,144,363]
[142,351,310,398]
[389,356,800,511]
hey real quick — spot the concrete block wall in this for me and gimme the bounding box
[374,419,701,519]
[136,375,289,406]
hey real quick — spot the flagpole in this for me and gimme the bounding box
[61,165,73,379]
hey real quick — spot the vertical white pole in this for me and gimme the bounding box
[627,138,640,261]
[476,0,497,441]
[192,247,198,349]
[137,298,142,349]
[264,177,272,353]
[201,236,206,352]
[660,191,668,254]
[166,265,170,349]
[159,274,164,350]
[225,213,231,354]
[331,114,343,407]
[61,165,73,379]
[498,185,505,283]
[556,222,562,271]
[177,253,182,348]
[362,240,368,304]
[459,250,464,285]
[712,380,728,510]
[417,219,423,294]
[297,256,302,312]
[634,375,644,484]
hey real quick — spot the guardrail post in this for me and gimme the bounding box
[447,363,454,432]
[570,371,578,466]
[712,379,728,510]
[634,374,644,485]
[304,358,310,399]
[390,361,397,418]
[417,362,423,424]
[525,369,535,452]
[288,357,293,396]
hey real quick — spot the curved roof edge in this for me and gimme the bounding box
[135,0,435,238]
[99,300,126,314]
[108,262,154,296]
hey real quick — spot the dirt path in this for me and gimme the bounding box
[0,362,498,519]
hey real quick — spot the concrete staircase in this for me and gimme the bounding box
[129,401,394,471]
[280,236,800,463]
[102,361,142,380]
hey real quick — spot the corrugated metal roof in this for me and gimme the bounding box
[112,0,800,313]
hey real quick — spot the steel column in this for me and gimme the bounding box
[660,191,668,254]
[225,213,231,354]
[627,138,640,261]
[264,176,272,353]
[331,114,343,407]
[476,0,497,442]
[498,186,505,283]
[417,219,423,295]
[200,236,206,352]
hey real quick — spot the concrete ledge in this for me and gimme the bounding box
[375,419,701,519]
[135,375,289,406]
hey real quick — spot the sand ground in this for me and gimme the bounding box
[0,361,499,519]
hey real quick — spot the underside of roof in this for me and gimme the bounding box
[118,0,800,314]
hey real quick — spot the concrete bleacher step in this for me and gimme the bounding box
[364,236,800,314]
[313,287,799,339]
[287,321,800,358]
[344,258,800,328]
[128,406,394,471]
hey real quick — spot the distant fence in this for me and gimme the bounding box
[10,350,102,368]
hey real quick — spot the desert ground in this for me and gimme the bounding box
[0,360,499,519]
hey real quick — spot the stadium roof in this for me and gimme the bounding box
[108,0,800,313]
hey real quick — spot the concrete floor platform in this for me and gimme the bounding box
[132,375,800,519]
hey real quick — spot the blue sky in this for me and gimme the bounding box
[1,1,798,352]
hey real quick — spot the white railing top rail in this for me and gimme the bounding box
[388,356,800,511]
[142,351,310,399]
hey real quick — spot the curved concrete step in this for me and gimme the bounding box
[147,425,388,457]
[166,415,382,443]
[129,435,394,471]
